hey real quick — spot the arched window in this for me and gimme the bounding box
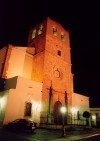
[61,32,65,41]
[32,29,36,39]
[38,25,43,35]
[53,26,57,36]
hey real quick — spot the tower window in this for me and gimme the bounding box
[57,50,61,56]
[38,24,43,35]
[53,26,57,36]
[32,29,36,39]
[24,102,32,116]
[61,32,65,41]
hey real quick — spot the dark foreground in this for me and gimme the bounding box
[0,126,100,141]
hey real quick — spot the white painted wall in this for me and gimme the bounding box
[3,76,42,124]
[72,93,90,113]
[72,93,90,125]
[5,46,26,78]
[3,45,34,80]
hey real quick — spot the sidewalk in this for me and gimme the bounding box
[50,127,100,141]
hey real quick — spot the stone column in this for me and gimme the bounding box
[47,86,52,124]
[65,91,68,124]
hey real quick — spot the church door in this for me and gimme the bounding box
[54,101,62,124]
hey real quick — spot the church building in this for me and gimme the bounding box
[0,17,90,126]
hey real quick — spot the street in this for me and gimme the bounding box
[77,134,100,141]
[0,127,100,141]
[0,128,61,141]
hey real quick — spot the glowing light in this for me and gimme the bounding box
[0,95,7,111]
[60,106,67,114]
[71,107,78,114]
[36,102,41,110]
[32,101,41,111]
[92,115,96,120]
[0,97,6,106]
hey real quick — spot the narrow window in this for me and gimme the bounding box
[57,50,61,56]
[61,32,65,41]
[38,25,43,35]
[24,102,32,116]
[32,29,36,39]
[53,26,57,36]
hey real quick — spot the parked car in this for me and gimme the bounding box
[7,118,37,133]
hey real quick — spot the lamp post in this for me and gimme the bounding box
[60,106,67,137]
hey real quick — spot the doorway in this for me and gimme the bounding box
[54,101,62,124]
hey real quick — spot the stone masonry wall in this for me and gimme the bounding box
[41,18,73,122]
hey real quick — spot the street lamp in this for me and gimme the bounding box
[60,106,67,137]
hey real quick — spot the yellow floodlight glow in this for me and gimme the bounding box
[71,107,78,114]
[92,115,96,120]
[60,106,67,114]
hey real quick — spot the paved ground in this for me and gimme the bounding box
[50,127,100,141]
[0,126,100,141]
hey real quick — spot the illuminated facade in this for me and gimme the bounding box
[0,17,90,126]
[90,108,100,127]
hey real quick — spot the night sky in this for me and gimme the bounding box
[1,0,100,107]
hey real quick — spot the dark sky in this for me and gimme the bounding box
[1,0,100,107]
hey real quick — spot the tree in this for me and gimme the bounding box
[83,111,90,126]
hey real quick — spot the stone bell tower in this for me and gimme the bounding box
[27,17,74,124]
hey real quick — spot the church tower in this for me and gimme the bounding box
[27,17,74,124]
